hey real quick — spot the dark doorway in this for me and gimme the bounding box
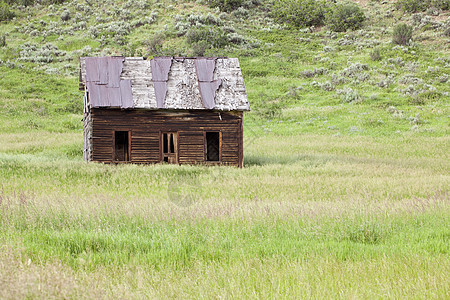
[161,132,178,163]
[114,131,130,162]
[206,132,220,161]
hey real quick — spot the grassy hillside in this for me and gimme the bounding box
[0,0,449,298]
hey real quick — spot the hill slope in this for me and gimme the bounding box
[0,0,449,139]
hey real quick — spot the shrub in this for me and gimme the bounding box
[370,48,381,61]
[337,87,362,103]
[431,0,450,10]
[3,0,66,5]
[60,10,70,22]
[396,0,449,12]
[396,0,428,12]
[272,0,329,28]
[0,34,5,47]
[0,1,15,22]
[392,23,413,45]
[186,25,229,49]
[145,33,165,55]
[206,0,244,12]
[325,2,365,32]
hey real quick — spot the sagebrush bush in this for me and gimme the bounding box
[206,0,244,12]
[370,48,381,61]
[0,1,15,22]
[337,87,361,103]
[432,0,450,10]
[396,0,449,12]
[60,10,70,22]
[0,34,5,47]
[186,25,229,50]
[396,0,428,12]
[325,2,365,32]
[3,0,66,5]
[145,33,165,55]
[392,23,413,45]
[272,0,329,28]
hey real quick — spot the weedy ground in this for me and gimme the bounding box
[0,0,449,298]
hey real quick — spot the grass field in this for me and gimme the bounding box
[1,0,449,298]
[1,131,449,298]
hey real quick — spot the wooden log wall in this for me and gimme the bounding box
[87,108,243,167]
[83,112,93,161]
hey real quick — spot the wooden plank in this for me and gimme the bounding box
[89,109,243,166]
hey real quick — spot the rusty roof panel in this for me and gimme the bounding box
[150,57,172,108]
[98,57,108,85]
[85,57,100,82]
[153,81,167,109]
[150,57,172,81]
[107,57,125,88]
[120,80,133,108]
[198,80,222,109]
[195,58,216,82]
[84,57,134,109]
[106,86,121,107]
[86,82,100,107]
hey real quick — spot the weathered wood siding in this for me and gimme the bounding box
[87,109,243,167]
[83,112,93,161]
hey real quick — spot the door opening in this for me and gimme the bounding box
[206,132,220,161]
[114,131,130,162]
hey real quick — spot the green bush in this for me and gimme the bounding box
[370,48,382,61]
[272,0,329,28]
[186,25,229,49]
[3,0,67,5]
[206,0,244,12]
[396,0,450,12]
[0,34,5,47]
[0,2,15,22]
[392,23,413,45]
[396,0,427,12]
[325,2,365,32]
[431,0,450,10]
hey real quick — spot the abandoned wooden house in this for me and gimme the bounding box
[79,56,250,167]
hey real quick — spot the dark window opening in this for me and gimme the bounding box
[206,132,220,161]
[162,133,176,154]
[162,132,177,164]
[114,131,130,162]
[163,133,168,153]
[170,134,175,153]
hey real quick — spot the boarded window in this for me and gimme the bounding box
[162,132,177,163]
[206,132,220,161]
[114,131,130,161]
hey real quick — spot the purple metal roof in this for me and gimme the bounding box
[84,57,133,109]
[150,57,172,108]
[107,57,124,88]
[195,58,221,109]
[120,80,133,108]
[81,56,250,111]
[198,80,222,109]
[85,57,101,82]
[150,57,172,81]
[195,58,216,82]
[153,81,168,109]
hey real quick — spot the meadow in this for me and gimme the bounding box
[0,0,449,298]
